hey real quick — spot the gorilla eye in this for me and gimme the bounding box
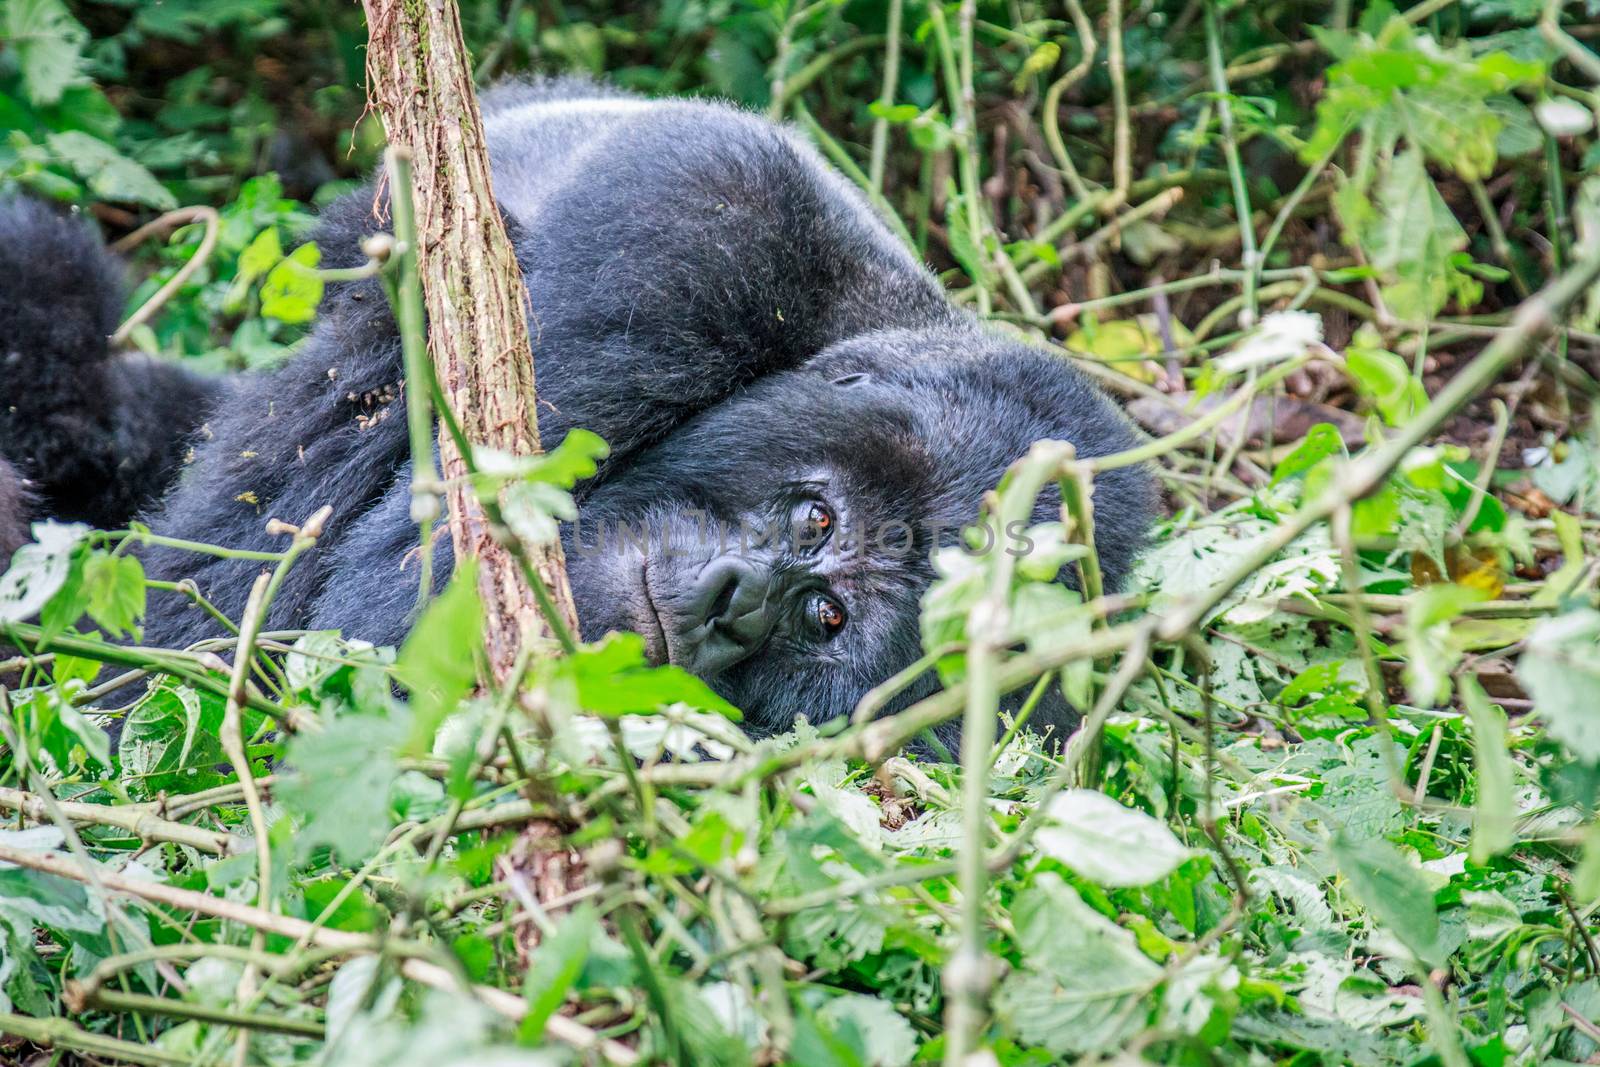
[812,595,847,638]
[794,500,834,548]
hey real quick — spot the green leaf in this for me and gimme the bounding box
[4,0,88,106]
[1366,147,1475,320]
[1306,17,1543,179]
[1518,609,1600,763]
[1034,789,1195,886]
[1402,582,1489,707]
[54,692,109,769]
[0,523,87,624]
[395,558,482,752]
[816,994,918,1067]
[81,551,145,639]
[501,480,576,546]
[474,430,609,546]
[1458,677,1515,864]
[44,131,176,210]
[1345,338,1425,426]
[565,632,742,720]
[278,710,407,864]
[118,683,229,799]
[260,241,324,323]
[994,872,1159,1054]
[1272,423,1347,484]
[237,227,284,284]
[0,856,101,935]
[1330,832,1442,968]
[520,906,596,1042]
[301,877,382,934]
[867,101,920,123]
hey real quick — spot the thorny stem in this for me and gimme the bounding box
[381,147,441,613]
[0,784,242,855]
[220,572,275,1067]
[942,440,1076,1066]
[929,0,992,315]
[109,206,221,346]
[1,620,304,726]
[768,0,831,120]
[0,1012,212,1067]
[1041,0,1098,203]
[1106,0,1131,202]
[867,0,904,192]
[1204,0,1260,326]
[1542,0,1600,82]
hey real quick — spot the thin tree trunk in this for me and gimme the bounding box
[360,0,579,679]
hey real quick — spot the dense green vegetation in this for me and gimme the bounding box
[4,0,1600,1064]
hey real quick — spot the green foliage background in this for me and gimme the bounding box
[4,0,1600,1065]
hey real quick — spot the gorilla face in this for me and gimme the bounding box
[561,329,1154,735]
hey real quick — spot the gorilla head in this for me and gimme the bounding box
[565,327,1153,735]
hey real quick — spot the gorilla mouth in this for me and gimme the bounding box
[636,558,670,666]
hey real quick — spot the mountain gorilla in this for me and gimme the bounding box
[0,79,1154,744]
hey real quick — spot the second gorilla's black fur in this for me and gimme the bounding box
[0,199,220,533]
[1,79,1155,742]
[0,458,30,563]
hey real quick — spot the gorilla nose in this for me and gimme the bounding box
[673,556,776,675]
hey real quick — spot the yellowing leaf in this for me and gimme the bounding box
[1063,315,1193,383]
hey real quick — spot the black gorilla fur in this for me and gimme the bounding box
[0,458,30,563]
[0,79,1154,742]
[0,199,220,533]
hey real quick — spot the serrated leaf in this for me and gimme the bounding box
[118,682,228,799]
[994,872,1158,1054]
[44,131,175,209]
[395,559,482,751]
[816,994,917,1067]
[1368,148,1475,319]
[5,0,87,106]
[260,241,324,323]
[1330,832,1443,968]
[1345,340,1425,426]
[237,227,284,284]
[81,550,145,638]
[565,632,741,720]
[0,522,88,624]
[279,710,407,864]
[1519,609,1600,762]
[1272,423,1347,484]
[1035,789,1195,886]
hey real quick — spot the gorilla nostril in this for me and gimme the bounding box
[675,556,777,675]
[704,568,739,624]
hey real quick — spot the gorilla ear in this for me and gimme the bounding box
[831,372,871,387]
